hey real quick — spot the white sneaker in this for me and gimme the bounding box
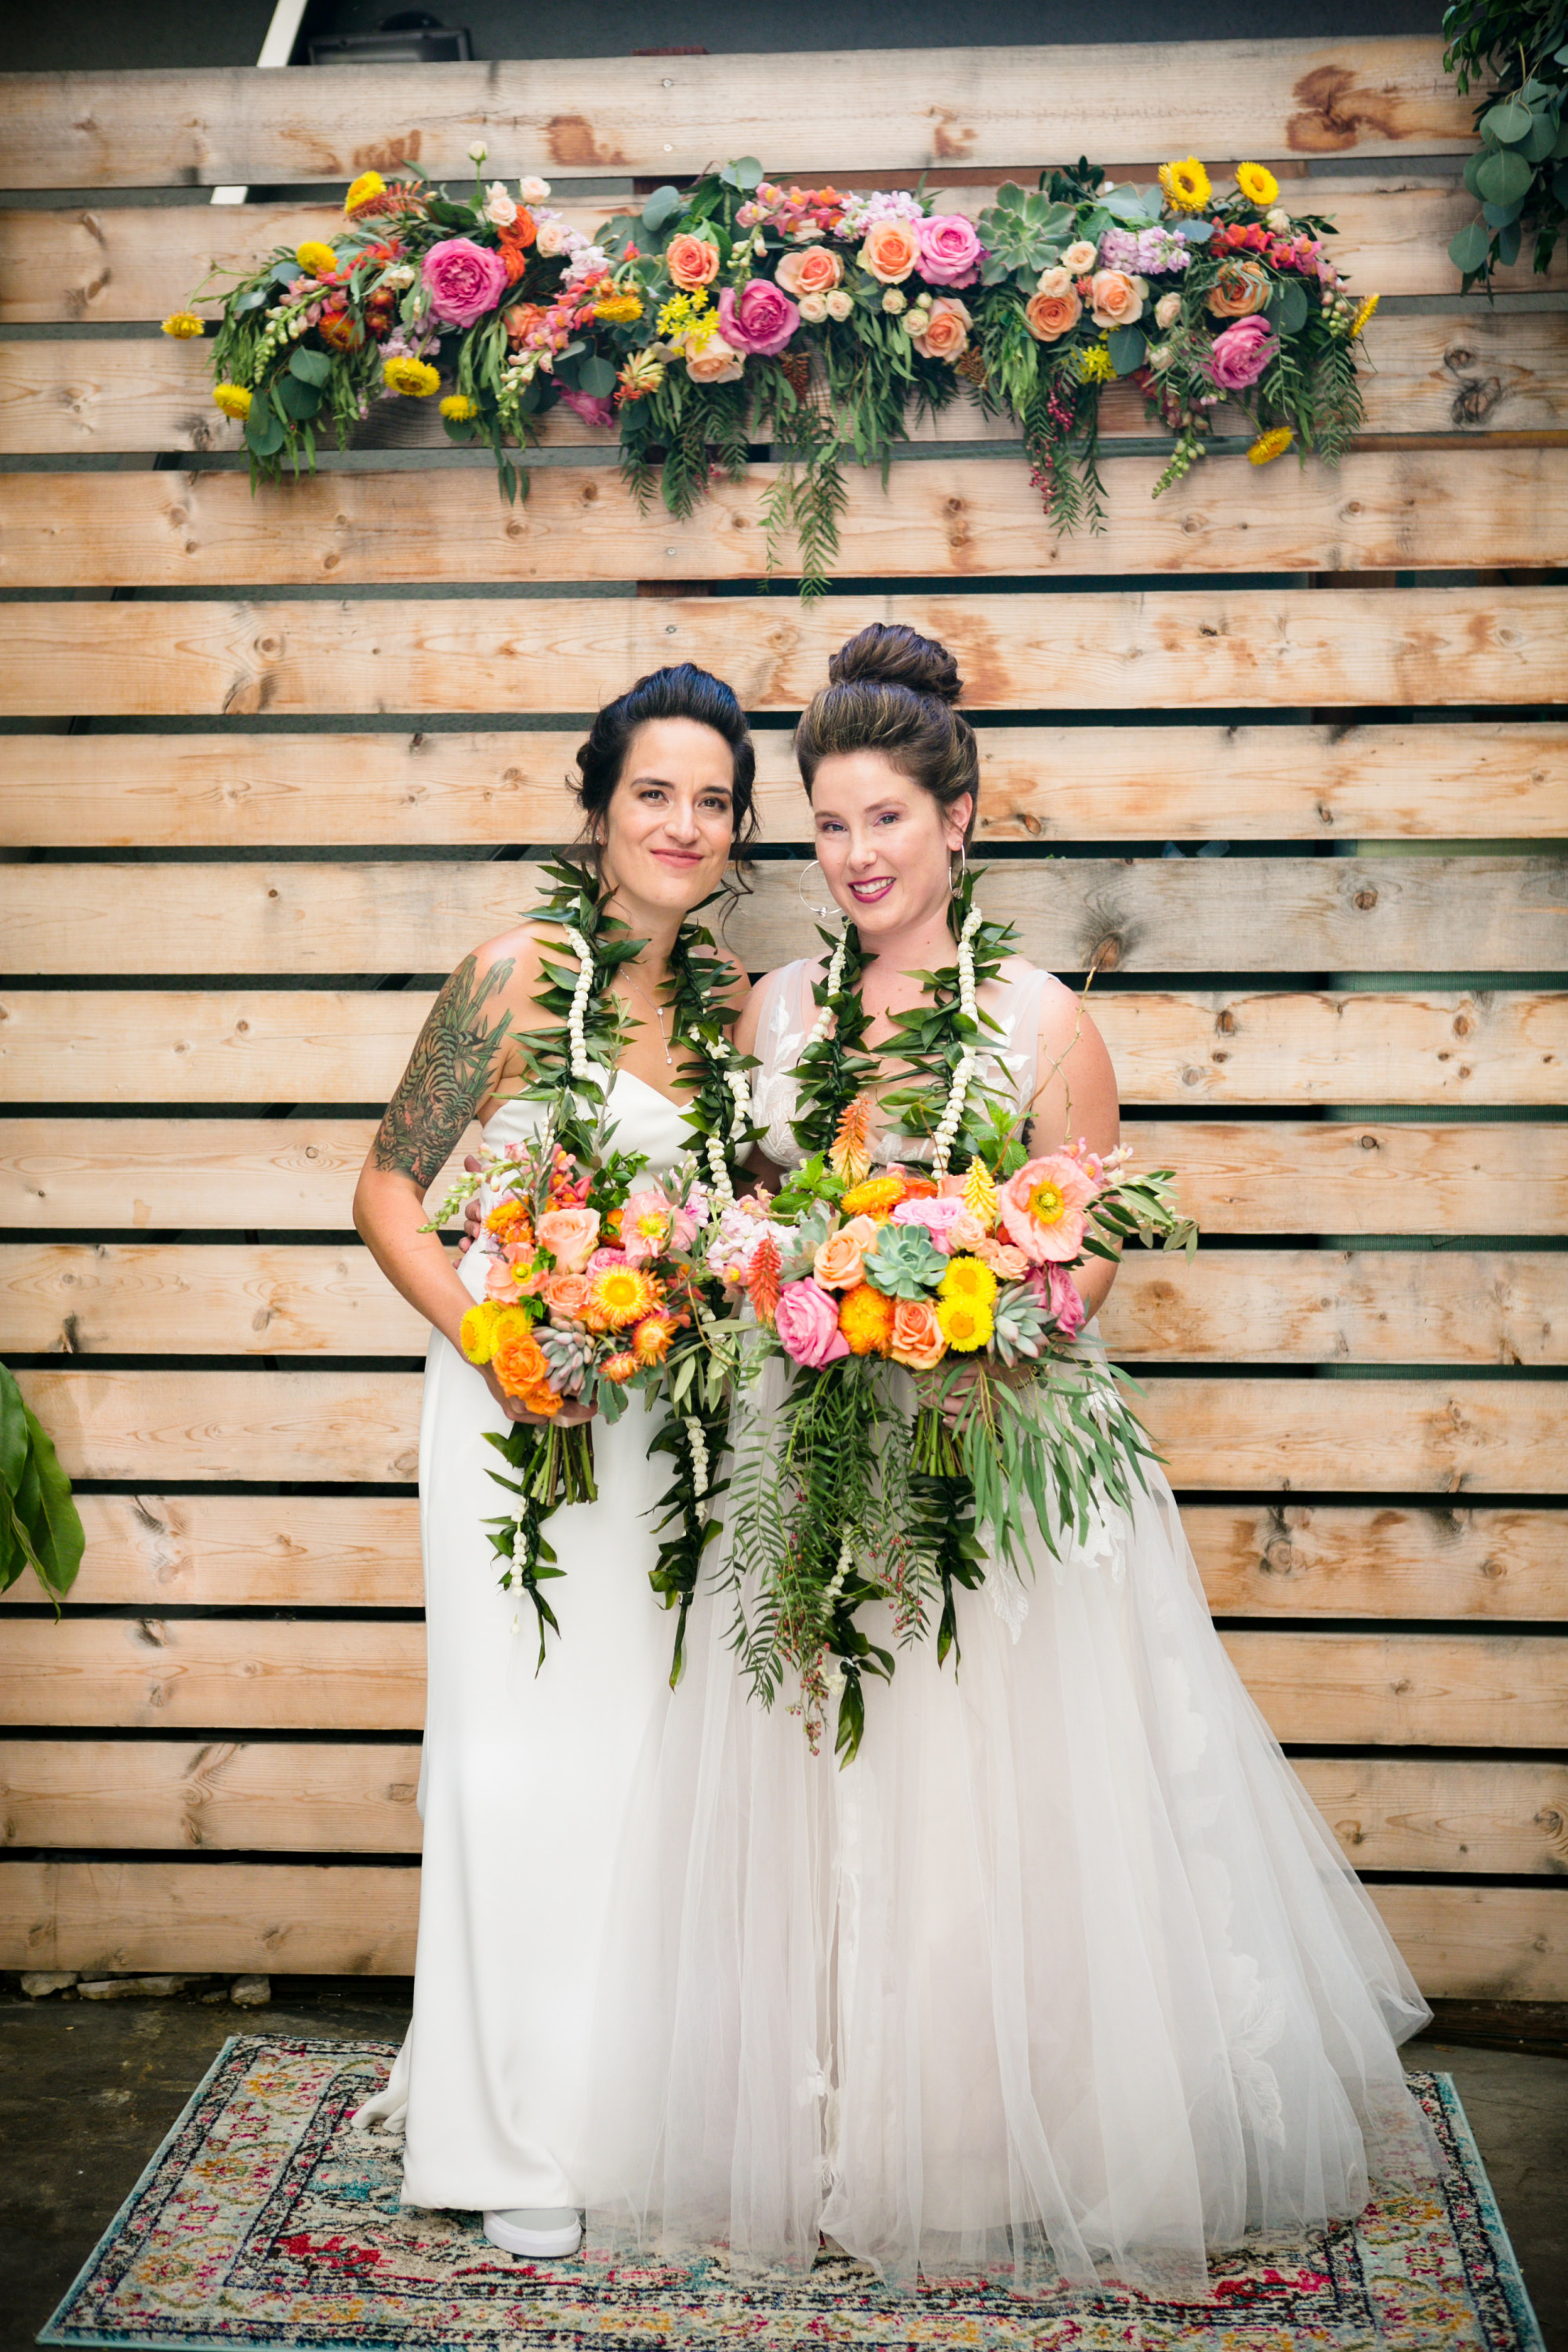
[483,2207,583,2259]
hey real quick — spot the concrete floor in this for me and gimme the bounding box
[1,1995,1563,2350]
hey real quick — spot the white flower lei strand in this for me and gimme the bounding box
[931,903,985,1178]
[700,1035,753,1214]
[562,926,595,1080]
[804,935,848,1052]
[821,1534,855,1696]
[684,1417,710,1501]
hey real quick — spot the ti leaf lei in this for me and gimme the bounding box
[486,858,760,1684]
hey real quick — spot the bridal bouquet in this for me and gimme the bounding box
[426,1133,716,1664]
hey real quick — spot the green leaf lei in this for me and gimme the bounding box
[472,858,761,1682]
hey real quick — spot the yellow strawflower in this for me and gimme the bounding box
[440,394,479,421]
[1247,426,1294,466]
[459,1300,503,1364]
[344,170,387,215]
[837,1283,897,1356]
[585,1264,660,1330]
[593,290,644,325]
[938,1254,999,1310]
[1235,162,1279,209]
[960,1159,1000,1229]
[212,383,252,420]
[1158,158,1212,214]
[1350,293,1379,339]
[296,239,340,278]
[162,311,205,339]
[936,1294,994,1353]
[840,1175,906,1221]
[383,356,441,397]
[1076,344,1116,385]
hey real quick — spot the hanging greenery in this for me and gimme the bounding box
[1443,0,1568,288]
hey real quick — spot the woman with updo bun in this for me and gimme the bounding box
[349,665,756,2261]
[587,623,1433,2304]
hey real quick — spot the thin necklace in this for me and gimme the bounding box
[621,969,676,1069]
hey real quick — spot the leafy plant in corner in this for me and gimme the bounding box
[1,1364,85,1609]
[1443,0,1568,286]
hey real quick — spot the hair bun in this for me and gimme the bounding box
[827,621,963,706]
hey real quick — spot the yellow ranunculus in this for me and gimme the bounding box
[383,356,441,397]
[162,311,205,339]
[296,239,341,278]
[1157,157,1212,215]
[1235,162,1279,210]
[212,383,252,420]
[344,170,387,215]
[440,394,479,421]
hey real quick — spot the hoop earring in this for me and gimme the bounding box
[949,841,968,895]
[797,858,844,929]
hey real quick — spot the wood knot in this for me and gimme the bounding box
[1451,376,1502,427]
[1353,887,1377,910]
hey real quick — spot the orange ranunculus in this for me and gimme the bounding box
[838,1282,897,1356]
[1207,258,1271,318]
[889,1298,946,1371]
[858,218,920,284]
[492,1323,551,1399]
[666,233,721,290]
[535,1207,601,1272]
[1024,287,1082,343]
[814,1228,867,1290]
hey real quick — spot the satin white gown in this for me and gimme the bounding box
[353,1072,691,2212]
[583,960,1435,2303]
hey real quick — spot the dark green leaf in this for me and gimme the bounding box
[1105,325,1146,376]
[20,1407,84,1598]
[1448,219,1492,273]
[0,1364,26,1494]
[1523,111,1560,162]
[274,371,322,419]
[289,343,333,385]
[1475,144,1534,205]
[1496,218,1523,266]
[1269,278,1310,336]
[1482,196,1523,226]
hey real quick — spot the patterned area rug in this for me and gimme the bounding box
[40,2033,1543,2351]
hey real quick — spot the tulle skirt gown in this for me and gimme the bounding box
[580,961,1436,2302]
[354,1074,693,2213]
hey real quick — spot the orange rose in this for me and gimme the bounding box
[666,233,720,290]
[890,1298,946,1371]
[535,1207,600,1272]
[911,295,971,362]
[1088,269,1143,329]
[1024,287,1081,343]
[814,1228,866,1290]
[504,300,545,347]
[858,218,920,284]
[543,1271,591,1322]
[775,245,844,298]
[1206,258,1271,319]
[492,1324,550,1397]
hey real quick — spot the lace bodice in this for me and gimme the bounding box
[752,956,1051,1170]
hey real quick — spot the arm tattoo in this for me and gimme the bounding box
[371,953,515,1186]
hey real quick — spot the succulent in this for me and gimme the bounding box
[975,183,1080,284]
[539,1325,591,1394]
[863,1221,948,1299]
[990,1283,1051,1367]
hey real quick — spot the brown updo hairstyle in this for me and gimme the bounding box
[570,662,760,890]
[793,622,980,844]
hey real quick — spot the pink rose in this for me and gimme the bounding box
[536,1206,601,1272]
[775,1276,851,1368]
[1029,1261,1086,1340]
[891,1195,968,1252]
[915,213,984,288]
[554,383,615,428]
[421,237,508,327]
[717,279,800,357]
[1207,315,1279,390]
[998,1153,1094,1265]
[775,245,844,299]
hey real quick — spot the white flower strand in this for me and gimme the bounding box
[563,927,594,1079]
[931,904,985,1179]
[803,935,848,1053]
[685,1417,710,1501]
[706,1131,735,1211]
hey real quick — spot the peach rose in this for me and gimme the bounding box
[775,245,844,299]
[858,218,920,284]
[1024,286,1081,342]
[1206,258,1271,319]
[814,1228,866,1290]
[684,328,744,383]
[535,1206,601,1272]
[1062,239,1098,274]
[666,232,720,290]
[543,1271,592,1323]
[1089,268,1143,329]
[946,1208,989,1254]
[1036,265,1073,299]
[978,1237,1030,1281]
[890,1298,946,1372]
[910,294,971,361]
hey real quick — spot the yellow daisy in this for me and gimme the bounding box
[441,394,480,422]
[585,1263,660,1330]
[936,1294,994,1354]
[1157,157,1213,215]
[593,290,644,325]
[938,1254,999,1310]
[344,170,387,216]
[1235,162,1279,209]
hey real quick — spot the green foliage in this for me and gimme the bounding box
[0,1364,85,1609]
[1443,0,1568,285]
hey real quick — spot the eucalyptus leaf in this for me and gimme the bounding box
[641,183,684,233]
[1481,97,1534,144]
[732,157,764,190]
[1106,325,1146,375]
[245,392,286,457]
[1448,218,1492,273]
[0,1366,25,1493]
[232,285,269,312]
[1464,148,1489,197]
[1475,144,1534,206]
[289,343,333,385]
[1483,197,1524,226]
[1181,218,1214,242]
[274,371,322,419]
[1522,110,1560,162]
[270,261,300,285]
[1496,218,1523,266]
[1269,278,1309,336]
[576,354,617,397]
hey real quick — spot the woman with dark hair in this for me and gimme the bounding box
[587,623,1433,2304]
[350,664,756,2258]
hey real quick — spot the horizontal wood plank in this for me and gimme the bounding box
[8,449,1567,587]
[4,590,1560,717]
[0,42,1471,189]
[5,1118,1562,1239]
[7,856,1560,977]
[1218,1629,1568,1745]
[5,986,1559,1106]
[4,1743,1562,1876]
[9,314,1568,452]
[13,1367,1560,1490]
[8,723,1564,848]
[5,1241,1563,1366]
[5,1860,1558,1992]
[5,1497,1563,1620]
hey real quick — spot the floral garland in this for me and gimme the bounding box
[430,858,760,1681]
[169,149,1377,596]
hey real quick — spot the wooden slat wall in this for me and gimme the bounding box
[2,35,1565,1994]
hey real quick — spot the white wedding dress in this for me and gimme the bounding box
[583,960,1435,2303]
[353,1071,692,2212]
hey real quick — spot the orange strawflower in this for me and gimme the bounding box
[601,1350,639,1383]
[840,1174,907,1221]
[632,1311,677,1366]
[584,1262,661,1331]
[485,1199,534,1244]
[838,1282,897,1356]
